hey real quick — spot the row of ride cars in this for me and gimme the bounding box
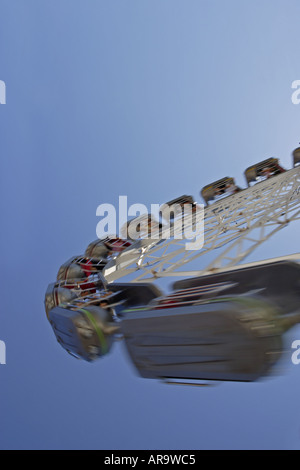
[201,147,300,205]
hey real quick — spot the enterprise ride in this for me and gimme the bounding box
[45,147,300,384]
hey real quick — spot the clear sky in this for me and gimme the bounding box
[1,0,300,450]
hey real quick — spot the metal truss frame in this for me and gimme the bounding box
[103,166,300,283]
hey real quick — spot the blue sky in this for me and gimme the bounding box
[1,0,300,449]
